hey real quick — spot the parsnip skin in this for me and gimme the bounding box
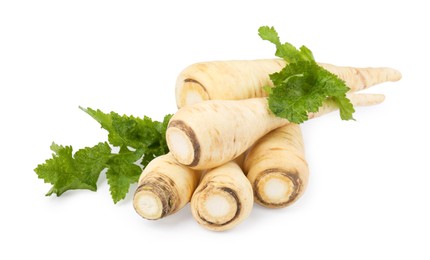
[319,63,402,92]
[133,153,199,220]
[167,98,285,170]
[166,93,385,170]
[176,59,284,108]
[244,124,309,208]
[176,59,401,107]
[191,161,253,231]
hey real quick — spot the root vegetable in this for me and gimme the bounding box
[166,93,385,170]
[190,161,253,231]
[319,63,401,92]
[133,153,199,220]
[175,59,401,107]
[244,124,308,208]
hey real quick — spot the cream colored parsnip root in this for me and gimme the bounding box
[244,124,308,208]
[191,161,253,231]
[166,93,385,170]
[133,153,200,220]
[175,59,401,107]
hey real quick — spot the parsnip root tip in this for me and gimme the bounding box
[392,69,402,82]
[347,93,386,106]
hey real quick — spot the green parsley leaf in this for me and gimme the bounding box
[36,108,172,203]
[81,108,172,168]
[140,113,172,167]
[258,26,314,63]
[259,26,354,123]
[79,107,124,147]
[34,142,111,196]
[331,95,355,121]
[106,146,144,204]
[81,107,172,153]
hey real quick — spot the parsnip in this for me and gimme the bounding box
[244,124,308,208]
[166,93,385,170]
[191,161,253,231]
[133,153,199,220]
[175,59,401,107]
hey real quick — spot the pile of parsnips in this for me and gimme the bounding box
[133,59,401,231]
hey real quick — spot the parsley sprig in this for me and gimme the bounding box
[34,109,172,203]
[259,26,355,123]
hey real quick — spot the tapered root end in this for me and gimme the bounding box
[356,67,402,89]
[389,68,402,82]
[253,169,302,208]
[347,93,385,107]
[192,187,241,231]
[133,189,164,220]
[177,79,210,108]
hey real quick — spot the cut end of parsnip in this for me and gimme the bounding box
[194,187,239,228]
[178,79,210,108]
[254,171,297,208]
[133,189,164,220]
[185,91,205,107]
[166,124,196,166]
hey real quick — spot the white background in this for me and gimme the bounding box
[1,0,429,259]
